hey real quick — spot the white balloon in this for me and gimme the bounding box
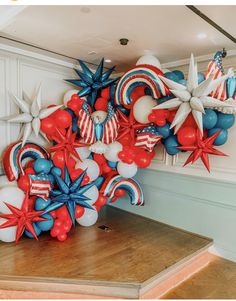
[104,142,122,162]
[0,187,24,214]
[136,55,161,69]
[0,176,17,188]
[76,146,91,160]
[133,95,157,124]
[84,185,99,205]
[63,89,80,106]
[75,159,100,182]
[117,162,138,178]
[91,111,107,124]
[0,218,16,242]
[76,207,98,227]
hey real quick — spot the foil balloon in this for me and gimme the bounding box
[2,141,49,181]
[115,64,169,108]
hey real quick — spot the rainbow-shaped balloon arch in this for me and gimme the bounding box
[0,50,235,242]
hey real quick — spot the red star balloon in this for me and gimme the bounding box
[0,193,46,242]
[177,129,227,172]
[50,126,86,165]
[118,109,144,143]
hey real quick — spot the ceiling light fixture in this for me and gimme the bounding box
[197,33,207,39]
[105,59,112,63]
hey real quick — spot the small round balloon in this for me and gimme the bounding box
[208,128,228,146]
[75,159,100,182]
[117,162,138,178]
[133,96,157,124]
[104,142,123,162]
[164,136,181,155]
[203,109,218,130]
[63,89,80,106]
[215,112,235,129]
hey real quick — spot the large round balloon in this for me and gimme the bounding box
[75,159,100,182]
[84,185,99,205]
[0,218,16,242]
[203,109,218,130]
[0,187,24,214]
[164,136,181,155]
[208,128,228,146]
[63,89,80,106]
[136,55,161,69]
[76,207,98,227]
[104,142,123,162]
[76,146,91,160]
[133,96,157,124]
[117,162,138,178]
[215,112,235,129]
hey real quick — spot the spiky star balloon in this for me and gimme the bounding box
[177,129,227,172]
[0,193,46,242]
[153,54,233,134]
[66,59,119,108]
[0,85,62,146]
[45,167,95,225]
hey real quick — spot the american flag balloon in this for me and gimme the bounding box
[78,102,119,145]
[29,174,53,200]
[135,125,162,152]
[206,51,227,101]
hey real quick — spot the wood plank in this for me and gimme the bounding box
[0,206,212,298]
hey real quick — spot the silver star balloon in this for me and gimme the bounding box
[153,54,233,134]
[0,85,62,145]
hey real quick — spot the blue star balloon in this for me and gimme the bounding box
[66,59,119,108]
[44,167,95,225]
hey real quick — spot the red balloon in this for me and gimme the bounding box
[101,163,112,174]
[75,206,85,219]
[93,153,106,164]
[67,96,84,114]
[40,117,56,135]
[95,194,108,207]
[114,189,126,197]
[71,94,80,101]
[130,86,145,103]
[54,110,72,129]
[53,151,65,168]
[167,110,177,123]
[95,97,108,111]
[148,113,157,123]
[24,167,35,175]
[177,126,197,146]
[57,233,67,241]
[81,175,90,186]
[182,113,197,128]
[135,153,151,168]
[101,87,110,100]
[18,174,31,191]
[118,134,131,146]
[50,227,60,237]
[50,210,57,218]
[155,117,166,127]
[56,206,69,220]
[118,151,126,161]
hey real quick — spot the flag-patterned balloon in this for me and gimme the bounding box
[102,103,119,145]
[29,174,53,199]
[135,125,162,152]
[78,103,96,144]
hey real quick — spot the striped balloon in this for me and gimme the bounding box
[2,142,49,181]
[103,175,144,206]
[115,64,169,108]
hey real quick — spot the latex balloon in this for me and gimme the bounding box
[0,218,16,242]
[164,136,181,155]
[95,97,108,111]
[215,112,235,129]
[91,110,107,124]
[25,223,42,238]
[136,55,161,69]
[177,127,197,146]
[54,110,72,129]
[76,207,98,227]
[76,146,91,160]
[156,123,173,139]
[0,187,24,214]
[208,128,228,146]
[104,141,123,162]
[34,158,52,174]
[133,96,157,124]
[172,70,184,80]
[84,185,99,205]
[164,72,179,82]
[36,213,54,231]
[198,72,205,84]
[0,176,17,188]
[75,159,100,182]
[63,89,80,106]
[35,197,52,211]
[203,109,218,130]
[117,162,138,178]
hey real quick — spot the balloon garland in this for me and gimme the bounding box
[0,51,235,243]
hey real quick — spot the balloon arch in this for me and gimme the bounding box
[0,50,235,242]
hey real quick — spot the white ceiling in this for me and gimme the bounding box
[0,5,235,71]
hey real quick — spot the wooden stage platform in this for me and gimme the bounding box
[0,206,213,299]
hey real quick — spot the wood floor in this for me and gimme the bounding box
[163,256,236,299]
[0,206,212,298]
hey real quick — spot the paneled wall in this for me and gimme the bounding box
[112,55,236,262]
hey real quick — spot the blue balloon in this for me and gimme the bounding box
[93,176,105,189]
[226,77,236,98]
[172,70,184,80]
[165,72,179,82]
[107,161,118,169]
[25,223,41,238]
[163,136,181,155]
[178,79,187,86]
[203,109,218,129]
[34,158,52,174]
[215,112,235,129]
[208,128,228,146]
[158,95,174,104]
[117,105,129,116]
[156,123,173,139]
[35,197,51,210]
[36,213,54,231]
[51,167,62,177]
[198,72,205,84]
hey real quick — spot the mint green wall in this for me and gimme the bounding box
[111,169,236,262]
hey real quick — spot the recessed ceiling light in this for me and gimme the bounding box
[88,51,97,55]
[197,33,207,39]
[105,59,112,63]
[81,7,91,13]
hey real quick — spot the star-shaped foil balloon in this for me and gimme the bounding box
[0,193,46,242]
[118,109,144,144]
[50,126,86,166]
[153,54,233,134]
[177,129,227,172]
[66,59,119,108]
[0,85,62,146]
[44,167,94,225]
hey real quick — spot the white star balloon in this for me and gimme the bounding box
[0,85,62,145]
[153,54,233,134]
